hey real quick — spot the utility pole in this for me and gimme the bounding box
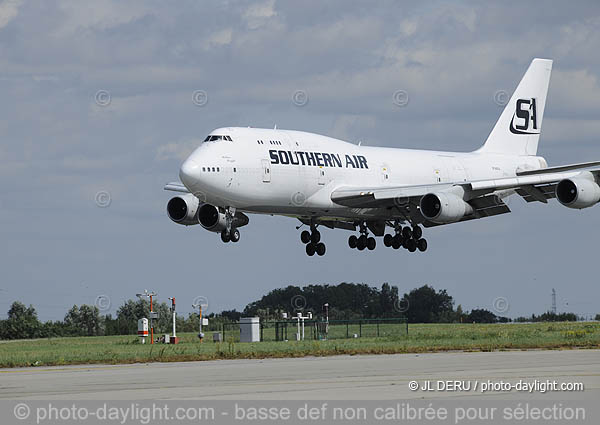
[168,297,177,340]
[192,303,205,341]
[137,290,157,344]
[323,303,329,339]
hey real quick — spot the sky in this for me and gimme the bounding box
[1,0,600,321]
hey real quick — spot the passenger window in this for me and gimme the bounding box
[217,167,220,172]
[212,167,216,172]
[233,168,236,172]
[202,167,205,172]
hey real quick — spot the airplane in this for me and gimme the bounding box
[165,58,600,256]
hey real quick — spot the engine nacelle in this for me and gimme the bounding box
[166,194,200,225]
[556,174,600,209]
[420,192,474,224]
[198,204,250,232]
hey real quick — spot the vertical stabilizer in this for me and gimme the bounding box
[478,58,552,156]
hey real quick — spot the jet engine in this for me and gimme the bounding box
[166,194,200,225]
[198,204,249,232]
[420,192,474,224]
[556,173,600,209]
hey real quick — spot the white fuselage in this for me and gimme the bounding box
[179,127,546,219]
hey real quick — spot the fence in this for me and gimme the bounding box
[221,318,408,342]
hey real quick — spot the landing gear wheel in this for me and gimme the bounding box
[407,239,417,252]
[412,225,423,240]
[367,237,376,250]
[220,230,231,243]
[306,243,316,256]
[348,235,358,249]
[300,230,311,244]
[316,242,326,256]
[357,235,367,251]
[402,227,413,240]
[310,230,321,244]
[383,234,393,247]
[392,235,402,249]
[417,238,428,252]
[230,228,240,243]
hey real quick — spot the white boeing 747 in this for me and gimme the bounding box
[165,58,600,256]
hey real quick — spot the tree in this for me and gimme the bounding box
[243,282,402,319]
[595,314,600,321]
[114,299,150,334]
[379,283,400,317]
[112,299,172,335]
[401,285,454,323]
[64,304,102,336]
[220,310,243,321]
[0,301,42,339]
[468,309,497,323]
[455,304,466,323]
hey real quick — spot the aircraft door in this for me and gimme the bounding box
[317,168,325,185]
[262,159,271,183]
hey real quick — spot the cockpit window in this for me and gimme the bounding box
[204,135,232,142]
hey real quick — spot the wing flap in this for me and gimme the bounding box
[515,184,557,203]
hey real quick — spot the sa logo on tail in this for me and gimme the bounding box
[509,98,539,135]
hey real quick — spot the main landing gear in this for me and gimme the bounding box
[300,226,326,256]
[348,223,376,251]
[382,223,427,253]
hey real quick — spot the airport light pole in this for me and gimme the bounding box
[137,290,157,344]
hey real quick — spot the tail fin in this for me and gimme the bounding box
[478,58,552,156]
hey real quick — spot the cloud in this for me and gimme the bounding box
[52,0,151,36]
[243,0,277,29]
[0,0,22,29]
[155,139,202,161]
[203,28,233,49]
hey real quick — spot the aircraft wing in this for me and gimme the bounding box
[331,162,600,225]
[164,182,190,193]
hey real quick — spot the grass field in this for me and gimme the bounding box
[0,322,599,368]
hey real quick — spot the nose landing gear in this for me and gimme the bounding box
[220,207,241,243]
[300,226,326,256]
[220,228,240,243]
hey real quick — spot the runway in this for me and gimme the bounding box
[1,349,598,400]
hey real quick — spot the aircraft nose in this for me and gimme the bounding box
[179,157,200,189]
